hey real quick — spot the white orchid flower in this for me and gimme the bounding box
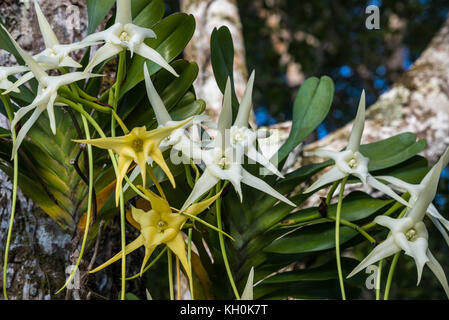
[143,63,204,161]
[32,0,94,68]
[3,0,97,95]
[181,78,295,211]
[82,0,178,77]
[376,146,449,245]
[229,71,284,178]
[0,66,29,93]
[1,26,101,159]
[348,150,449,298]
[304,90,409,207]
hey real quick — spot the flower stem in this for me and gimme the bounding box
[58,97,128,300]
[176,256,181,300]
[168,250,174,300]
[1,94,18,300]
[326,180,340,205]
[376,259,383,300]
[215,182,241,300]
[384,252,400,300]
[326,217,376,244]
[335,176,348,300]
[188,228,194,300]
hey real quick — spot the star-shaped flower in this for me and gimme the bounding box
[143,63,205,162]
[229,71,284,178]
[90,188,221,280]
[82,0,178,77]
[376,146,449,245]
[3,0,97,95]
[1,26,100,159]
[348,149,449,297]
[181,78,295,211]
[304,90,409,207]
[0,66,29,93]
[74,121,190,206]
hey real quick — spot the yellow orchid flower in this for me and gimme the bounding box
[74,120,190,205]
[89,188,221,282]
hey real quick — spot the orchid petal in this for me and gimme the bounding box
[426,249,449,299]
[347,90,365,152]
[181,170,219,211]
[216,78,233,149]
[366,175,410,207]
[3,71,35,95]
[134,43,179,77]
[131,206,160,230]
[429,215,449,247]
[12,107,45,159]
[246,146,284,178]
[144,62,171,125]
[115,156,133,206]
[184,192,221,217]
[241,168,295,207]
[315,149,341,160]
[59,56,82,68]
[1,26,47,82]
[138,187,172,214]
[241,267,255,300]
[0,79,19,93]
[89,235,145,273]
[46,92,58,134]
[84,43,123,72]
[234,70,255,127]
[166,233,192,281]
[406,238,429,285]
[304,166,346,193]
[347,236,400,278]
[34,0,59,48]
[149,147,176,188]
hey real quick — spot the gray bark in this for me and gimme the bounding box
[0,0,89,300]
[180,0,249,122]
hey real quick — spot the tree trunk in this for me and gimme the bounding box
[180,0,249,122]
[0,0,89,300]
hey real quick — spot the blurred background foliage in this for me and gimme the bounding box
[139,0,449,299]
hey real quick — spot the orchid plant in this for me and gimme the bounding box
[0,0,447,301]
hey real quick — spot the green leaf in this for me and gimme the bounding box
[86,0,115,34]
[264,223,359,254]
[210,26,241,118]
[278,191,393,229]
[260,257,360,284]
[120,13,195,95]
[0,23,24,64]
[277,76,334,163]
[360,132,427,171]
[133,0,165,28]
